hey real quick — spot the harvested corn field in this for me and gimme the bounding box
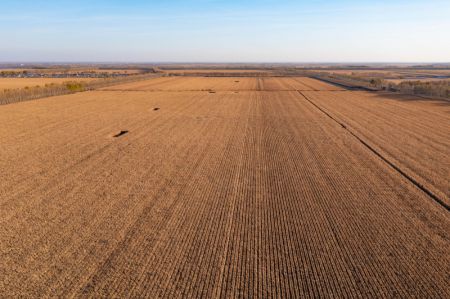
[0,77,449,297]
[102,76,345,92]
[301,90,450,205]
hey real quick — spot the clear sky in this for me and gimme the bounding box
[1,0,449,63]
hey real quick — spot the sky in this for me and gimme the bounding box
[1,0,449,63]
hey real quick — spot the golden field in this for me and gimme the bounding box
[0,77,449,297]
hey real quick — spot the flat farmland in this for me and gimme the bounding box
[0,77,448,297]
[103,76,344,91]
[386,78,450,84]
[162,69,273,74]
[0,78,99,91]
[302,90,450,204]
[311,69,450,77]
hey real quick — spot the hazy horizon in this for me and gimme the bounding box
[2,62,450,66]
[1,0,449,63]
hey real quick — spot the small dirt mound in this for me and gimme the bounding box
[112,130,129,138]
[153,108,160,111]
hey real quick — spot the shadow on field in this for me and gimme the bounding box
[113,130,129,138]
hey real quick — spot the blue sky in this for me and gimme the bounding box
[1,0,449,62]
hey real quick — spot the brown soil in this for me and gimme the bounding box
[302,89,450,205]
[103,76,345,92]
[0,77,448,297]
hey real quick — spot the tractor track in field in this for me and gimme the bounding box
[297,90,449,211]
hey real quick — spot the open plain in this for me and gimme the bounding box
[0,78,98,91]
[0,77,449,297]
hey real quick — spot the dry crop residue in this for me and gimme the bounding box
[0,77,449,297]
[301,89,450,206]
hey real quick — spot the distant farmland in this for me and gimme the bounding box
[0,77,98,91]
[0,76,449,297]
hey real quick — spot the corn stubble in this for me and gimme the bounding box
[0,77,448,298]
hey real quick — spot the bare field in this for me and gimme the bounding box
[311,69,450,86]
[386,78,450,84]
[302,90,450,204]
[163,69,272,73]
[0,78,99,90]
[103,76,345,91]
[0,77,448,297]
[311,69,450,76]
